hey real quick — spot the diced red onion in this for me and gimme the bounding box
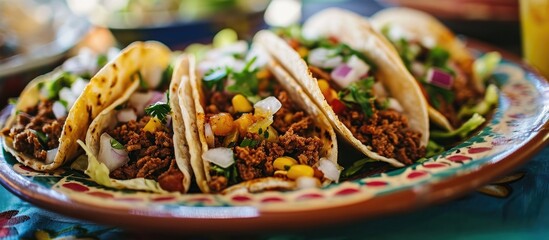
[52,101,67,119]
[331,64,358,88]
[98,133,129,172]
[46,148,58,164]
[426,67,454,89]
[203,147,234,168]
[346,55,370,77]
[165,115,172,129]
[116,108,137,123]
[204,123,215,148]
[317,158,340,182]
[146,91,166,106]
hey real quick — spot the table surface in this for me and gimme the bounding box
[1,1,546,239]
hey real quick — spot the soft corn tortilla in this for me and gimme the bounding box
[2,42,171,171]
[182,52,338,194]
[82,48,194,193]
[255,8,429,167]
[371,7,477,131]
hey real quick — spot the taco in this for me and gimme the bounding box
[372,7,500,134]
[255,8,430,167]
[1,46,123,171]
[182,38,339,194]
[78,45,193,193]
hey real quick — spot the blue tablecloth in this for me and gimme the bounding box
[1,146,547,239]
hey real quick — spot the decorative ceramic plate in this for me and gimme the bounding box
[0,41,547,234]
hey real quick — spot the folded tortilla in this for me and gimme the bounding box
[371,7,479,131]
[180,42,338,194]
[255,8,429,167]
[1,42,162,171]
[80,44,193,193]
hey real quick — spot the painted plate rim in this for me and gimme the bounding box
[0,39,547,234]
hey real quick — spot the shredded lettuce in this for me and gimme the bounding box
[459,84,498,119]
[473,52,502,88]
[210,164,239,184]
[431,113,486,139]
[77,140,166,193]
[340,158,378,179]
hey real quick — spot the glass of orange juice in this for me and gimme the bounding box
[520,0,549,78]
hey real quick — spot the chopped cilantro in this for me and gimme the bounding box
[145,102,171,122]
[159,64,174,89]
[203,67,228,91]
[338,77,376,117]
[240,138,259,148]
[96,54,108,68]
[426,47,450,68]
[341,158,378,178]
[138,72,148,89]
[263,129,269,139]
[110,138,125,150]
[424,83,455,109]
[42,72,78,99]
[211,164,239,184]
[431,113,486,139]
[425,140,445,158]
[318,40,376,70]
[8,98,17,105]
[258,128,263,134]
[30,129,48,147]
[226,56,259,98]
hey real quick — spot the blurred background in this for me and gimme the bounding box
[0,0,523,108]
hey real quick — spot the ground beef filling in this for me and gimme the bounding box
[108,116,184,193]
[339,107,425,165]
[205,88,324,192]
[1,100,65,162]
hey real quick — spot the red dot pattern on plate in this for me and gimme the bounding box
[335,188,360,196]
[447,155,472,162]
[231,195,252,202]
[468,147,492,154]
[407,171,428,179]
[19,165,38,173]
[260,197,284,203]
[87,192,114,198]
[366,181,388,187]
[152,196,176,202]
[296,193,324,201]
[423,163,446,169]
[62,183,89,192]
[188,197,212,203]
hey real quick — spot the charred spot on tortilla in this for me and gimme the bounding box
[110,77,118,88]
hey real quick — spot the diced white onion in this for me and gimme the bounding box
[203,147,234,168]
[254,96,282,117]
[62,48,98,75]
[204,123,215,148]
[372,82,388,98]
[346,55,370,78]
[246,44,270,70]
[52,101,67,119]
[71,77,89,96]
[59,87,77,109]
[387,98,404,112]
[116,108,137,122]
[411,61,426,77]
[296,176,321,189]
[387,25,411,41]
[426,67,454,89]
[421,36,436,49]
[317,158,341,182]
[308,48,343,69]
[107,47,121,61]
[141,66,164,89]
[98,133,129,172]
[128,91,153,115]
[46,148,58,164]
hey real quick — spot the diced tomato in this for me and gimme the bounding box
[328,36,339,44]
[330,99,346,115]
[287,39,300,50]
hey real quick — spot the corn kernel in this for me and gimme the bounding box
[284,113,293,123]
[318,79,330,94]
[297,47,309,58]
[274,156,298,171]
[256,68,272,79]
[209,113,235,136]
[326,89,338,102]
[143,117,162,133]
[234,113,254,135]
[287,165,315,180]
[232,94,253,113]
